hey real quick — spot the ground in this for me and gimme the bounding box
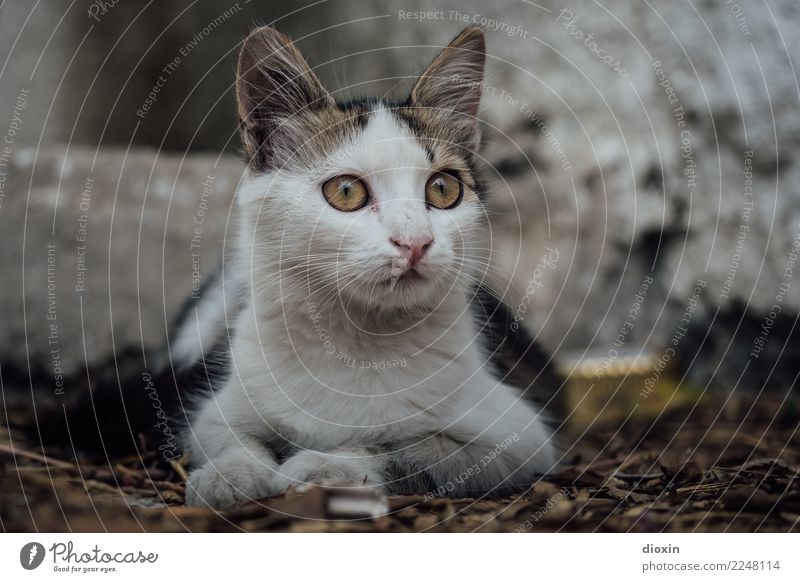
[1,391,798,532]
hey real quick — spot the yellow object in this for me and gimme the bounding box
[558,351,702,433]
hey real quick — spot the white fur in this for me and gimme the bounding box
[183,107,557,509]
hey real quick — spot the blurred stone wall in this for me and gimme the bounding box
[1,0,799,390]
[0,145,242,378]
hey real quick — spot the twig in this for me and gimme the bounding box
[170,458,190,482]
[0,442,75,469]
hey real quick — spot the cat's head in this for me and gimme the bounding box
[235,26,488,313]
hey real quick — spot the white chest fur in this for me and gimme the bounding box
[226,291,497,449]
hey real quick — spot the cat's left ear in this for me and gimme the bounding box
[410,26,486,146]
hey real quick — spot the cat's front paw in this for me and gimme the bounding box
[185,453,279,509]
[273,448,385,493]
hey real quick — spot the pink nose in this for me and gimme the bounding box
[390,235,434,267]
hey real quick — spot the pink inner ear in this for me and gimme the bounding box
[411,26,486,119]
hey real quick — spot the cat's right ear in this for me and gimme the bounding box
[410,27,486,148]
[236,26,332,170]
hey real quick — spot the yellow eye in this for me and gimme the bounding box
[425,171,463,209]
[322,175,369,212]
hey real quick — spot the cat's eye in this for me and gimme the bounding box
[425,171,463,209]
[322,175,369,212]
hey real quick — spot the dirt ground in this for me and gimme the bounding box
[1,390,798,533]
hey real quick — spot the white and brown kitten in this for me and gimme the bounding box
[172,26,559,509]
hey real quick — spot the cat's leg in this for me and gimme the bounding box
[183,402,281,509]
[184,440,280,508]
[271,447,386,492]
[385,390,559,498]
[268,392,557,498]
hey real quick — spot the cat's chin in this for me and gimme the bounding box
[373,271,448,308]
[330,271,437,313]
[384,269,425,287]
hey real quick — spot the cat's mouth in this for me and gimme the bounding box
[384,267,426,290]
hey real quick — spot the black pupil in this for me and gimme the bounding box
[436,178,446,194]
[341,181,351,196]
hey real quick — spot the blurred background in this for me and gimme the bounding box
[1,0,799,414]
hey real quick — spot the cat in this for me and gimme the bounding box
[169,25,561,509]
